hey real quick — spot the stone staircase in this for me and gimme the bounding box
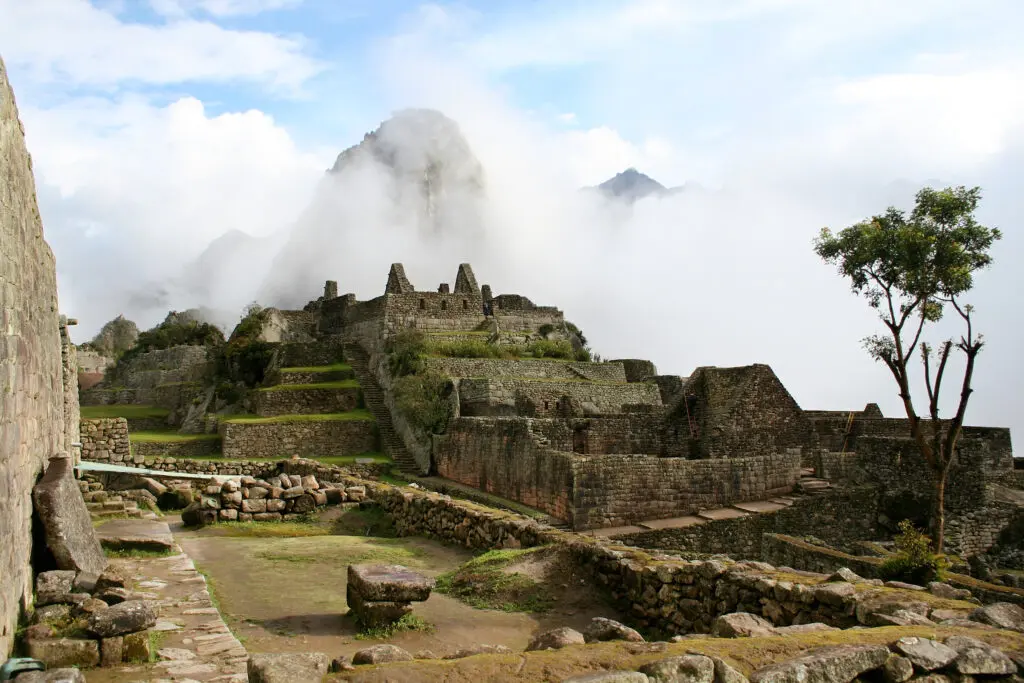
[796,466,833,495]
[82,488,144,521]
[344,344,420,475]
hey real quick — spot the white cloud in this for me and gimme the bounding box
[0,0,322,92]
[149,0,303,18]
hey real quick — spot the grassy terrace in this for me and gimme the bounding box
[279,363,352,373]
[221,409,375,424]
[80,405,170,419]
[130,431,221,443]
[258,380,359,392]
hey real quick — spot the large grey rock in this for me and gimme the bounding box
[870,609,934,627]
[773,623,838,635]
[583,617,645,643]
[927,582,971,601]
[563,673,650,683]
[639,654,715,682]
[347,563,435,602]
[711,612,777,638]
[352,643,414,664]
[445,643,514,659]
[854,594,929,626]
[247,652,329,683]
[26,637,100,669]
[526,627,586,651]
[892,637,957,672]
[87,599,157,637]
[35,570,81,606]
[881,654,914,683]
[15,669,87,683]
[33,457,108,575]
[750,645,890,683]
[944,635,1016,675]
[827,567,863,583]
[971,601,1024,631]
[710,656,749,683]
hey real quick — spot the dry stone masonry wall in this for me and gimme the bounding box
[219,419,378,459]
[80,418,130,463]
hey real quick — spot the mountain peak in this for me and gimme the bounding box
[595,168,668,202]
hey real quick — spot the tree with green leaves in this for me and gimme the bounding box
[814,186,1002,552]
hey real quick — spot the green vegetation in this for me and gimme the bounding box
[878,520,950,585]
[435,547,556,613]
[222,409,374,424]
[130,430,220,443]
[104,546,175,559]
[279,363,352,373]
[257,380,359,392]
[212,304,275,402]
[355,613,434,640]
[393,371,454,435]
[80,404,170,419]
[815,185,1001,550]
[114,314,223,370]
[386,329,428,377]
[83,314,139,358]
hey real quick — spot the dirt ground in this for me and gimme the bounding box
[173,512,623,660]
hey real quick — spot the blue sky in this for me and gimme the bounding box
[2,0,1023,435]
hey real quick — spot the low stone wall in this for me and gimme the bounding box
[252,386,361,417]
[457,377,662,416]
[219,419,379,459]
[79,454,389,480]
[426,357,627,382]
[81,418,131,463]
[277,337,346,367]
[132,438,220,459]
[189,472,369,523]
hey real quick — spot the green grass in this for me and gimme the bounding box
[130,430,221,443]
[258,380,360,392]
[222,410,375,424]
[279,363,352,373]
[104,546,175,558]
[355,613,434,640]
[200,520,331,538]
[435,547,556,613]
[81,404,170,419]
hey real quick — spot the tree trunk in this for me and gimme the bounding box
[933,466,949,553]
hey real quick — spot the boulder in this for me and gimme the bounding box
[812,582,856,606]
[870,609,934,627]
[347,564,435,602]
[290,493,317,514]
[33,456,108,575]
[330,655,354,672]
[32,604,72,625]
[639,654,715,682]
[927,582,971,601]
[87,600,157,637]
[826,568,863,583]
[854,594,929,626]
[710,656,749,683]
[749,645,890,683]
[583,617,645,643]
[15,669,87,683]
[26,637,101,669]
[892,637,958,672]
[526,627,586,651]
[301,474,319,490]
[352,644,414,665]
[95,565,130,591]
[35,570,80,606]
[711,612,777,638]
[563,673,651,683]
[944,635,1016,675]
[122,630,151,662]
[970,602,1024,631]
[773,624,838,635]
[445,644,514,659]
[96,587,131,605]
[100,636,123,667]
[247,652,329,683]
[881,654,914,683]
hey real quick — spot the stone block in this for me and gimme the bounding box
[87,600,157,637]
[100,636,124,666]
[242,498,267,514]
[347,564,434,602]
[346,585,412,627]
[266,499,286,512]
[26,637,101,669]
[248,652,329,683]
[122,630,151,662]
[33,456,108,575]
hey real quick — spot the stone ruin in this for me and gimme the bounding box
[346,564,434,628]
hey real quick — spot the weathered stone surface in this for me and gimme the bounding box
[711,612,778,638]
[122,630,151,662]
[35,570,78,605]
[15,669,87,683]
[827,567,863,583]
[100,636,124,667]
[347,563,435,602]
[248,652,329,683]
[290,493,317,514]
[32,604,72,625]
[95,564,131,591]
[927,582,971,601]
[970,602,1024,631]
[445,643,515,659]
[881,654,914,683]
[526,627,586,651]
[33,456,108,575]
[563,672,651,683]
[773,623,838,635]
[944,635,1016,675]
[639,654,715,682]
[892,637,958,672]
[26,637,101,669]
[346,585,412,627]
[87,599,158,637]
[73,570,100,593]
[583,617,645,643]
[749,645,890,683]
[330,655,355,672]
[352,644,414,665]
[855,594,929,626]
[870,609,934,627]
[711,656,750,683]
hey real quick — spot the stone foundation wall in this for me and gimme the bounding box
[79,454,387,480]
[252,385,361,417]
[426,357,627,382]
[132,438,220,459]
[0,57,68,657]
[457,377,662,416]
[277,336,346,367]
[80,418,131,463]
[219,419,378,459]
[82,345,209,406]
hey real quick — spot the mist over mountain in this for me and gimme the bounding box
[591,168,671,202]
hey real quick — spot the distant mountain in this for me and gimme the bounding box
[594,168,668,202]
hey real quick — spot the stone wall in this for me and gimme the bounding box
[132,438,220,459]
[81,345,209,405]
[252,385,361,417]
[60,319,80,461]
[79,454,387,480]
[80,418,130,463]
[457,377,662,417]
[219,419,378,459]
[425,357,627,382]
[0,56,68,657]
[276,336,346,367]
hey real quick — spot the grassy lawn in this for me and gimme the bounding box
[279,363,352,373]
[222,410,375,424]
[81,404,170,419]
[130,430,221,443]
[258,380,359,392]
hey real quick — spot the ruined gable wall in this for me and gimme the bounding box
[0,57,66,657]
[457,377,662,417]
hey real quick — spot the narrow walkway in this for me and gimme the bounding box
[85,519,247,683]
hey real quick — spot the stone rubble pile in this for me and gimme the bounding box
[346,563,435,628]
[180,473,366,525]
[24,566,157,669]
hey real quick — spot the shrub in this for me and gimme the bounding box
[430,338,507,359]
[393,370,453,435]
[386,329,427,377]
[877,520,949,584]
[212,305,275,392]
[526,339,575,360]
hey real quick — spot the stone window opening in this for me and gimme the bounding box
[573,426,588,454]
[419,298,426,310]
[462,299,469,310]
[441,299,448,311]
[543,401,549,410]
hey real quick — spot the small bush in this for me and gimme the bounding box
[393,370,453,434]
[526,339,575,360]
[386,330,427,377]
[877,519,949,584]
[430,338,509,359]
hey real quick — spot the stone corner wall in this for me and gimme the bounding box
[60,319,80,462]
[0,56,67,658]
[80,418,131,463]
